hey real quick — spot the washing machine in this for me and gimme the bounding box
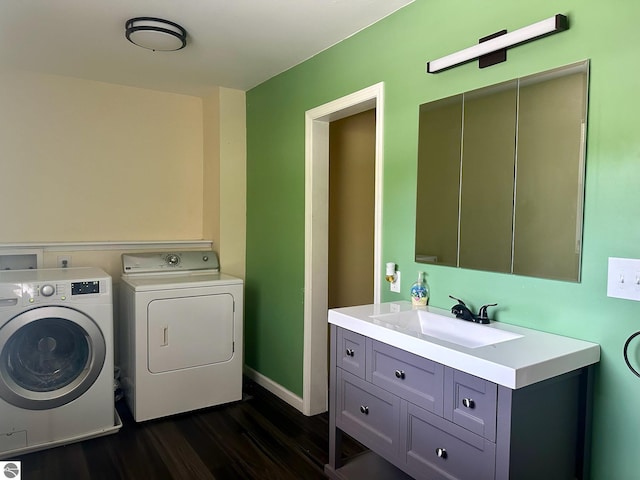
[119,251,243,422]
[0,267,120,459]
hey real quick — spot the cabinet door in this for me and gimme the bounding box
[337,328,366,378]
[445,368,497,441]
[402,402,496,480]
[336,369,401,462]
[368,340,444,415]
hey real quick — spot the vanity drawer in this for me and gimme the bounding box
[336,369,401,461]
[445,368,497,441]
[402,402,496,480]
[368,339,444,415]
[337,328,366,378]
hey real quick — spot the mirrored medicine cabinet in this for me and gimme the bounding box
[415,60,589,282]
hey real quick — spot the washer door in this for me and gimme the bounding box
[0,306,106,410]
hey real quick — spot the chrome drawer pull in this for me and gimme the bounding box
[346,348,355,357]
[359,405,369,415]
[462,397,475,409]
[394,369,406,380]
[435,447,447,459]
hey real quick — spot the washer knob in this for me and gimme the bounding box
[166,254,180,266]
[41,284,55,297]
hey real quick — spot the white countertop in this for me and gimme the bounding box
[328,301,600,389]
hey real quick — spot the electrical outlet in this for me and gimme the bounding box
[390,271,401,293]
[607,257,640,301]
[57,255,72,268]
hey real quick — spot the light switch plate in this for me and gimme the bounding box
[607,257,640,301]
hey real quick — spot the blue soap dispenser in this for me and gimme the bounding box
[410,271,429,306]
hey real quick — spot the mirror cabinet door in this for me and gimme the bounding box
[513,70,587,281]
[415,95,462,267]
[460,81,517,273]
[415,61,588,282]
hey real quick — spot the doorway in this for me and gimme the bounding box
[328,108,376,309]
[303,83,384,415]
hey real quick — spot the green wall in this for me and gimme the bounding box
[246,1,640,477]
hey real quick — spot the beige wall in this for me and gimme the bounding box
[203,88,221,243]
[0,71,204,242]
[0,71,247,280]
[328,109,375,308]
[218,88,247,279]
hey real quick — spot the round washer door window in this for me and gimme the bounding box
[0,306,106,410]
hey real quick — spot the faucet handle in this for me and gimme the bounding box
[449,295,475,321]
[448,295,467,306]
[477,303,498,322]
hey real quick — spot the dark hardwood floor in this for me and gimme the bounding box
[13,379,365,479]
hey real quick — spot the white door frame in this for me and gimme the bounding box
[303,82,384,415]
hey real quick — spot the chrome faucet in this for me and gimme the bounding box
[448,296,497,325]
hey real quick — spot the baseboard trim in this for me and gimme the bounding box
[243,366,305,414]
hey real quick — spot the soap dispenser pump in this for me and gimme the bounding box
[410,271,429,306]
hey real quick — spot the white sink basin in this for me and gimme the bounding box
[370,309,523,348]
[329,301,600,388]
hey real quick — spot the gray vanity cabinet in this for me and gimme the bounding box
[402,402,496,480]
[368,339,444,415]
[326,325,593,480]
[337,327,367,378]
[336,369,402,462]
[444,368,497,442]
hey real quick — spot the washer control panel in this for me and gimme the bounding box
[23,279,102,304]
[41,284,55,297]
[71,281,101,296]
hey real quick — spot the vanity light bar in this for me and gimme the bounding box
[427,14,569,74]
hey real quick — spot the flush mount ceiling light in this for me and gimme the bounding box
[125,17,187,52]
[426,14,569,74]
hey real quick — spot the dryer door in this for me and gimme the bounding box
[0,306,106,410]
[148,293,234,373]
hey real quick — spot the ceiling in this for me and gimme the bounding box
[0,0,413,97]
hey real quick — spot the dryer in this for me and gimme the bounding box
[0,267,119,458]
[119,251,243,422]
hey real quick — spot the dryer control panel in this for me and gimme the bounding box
[122,250,220,274]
